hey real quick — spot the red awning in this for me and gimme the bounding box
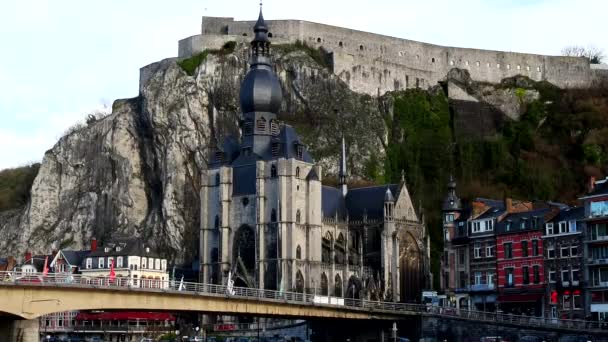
[498,294,543,303]
[75,311,175,321]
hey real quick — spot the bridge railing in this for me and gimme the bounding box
[1,271,605,332]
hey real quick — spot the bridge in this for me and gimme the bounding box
[0,272,606,341]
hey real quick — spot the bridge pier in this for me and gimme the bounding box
[0,318,39,342]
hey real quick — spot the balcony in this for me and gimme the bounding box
[587,258,608,266]
[586,235,608,243]
[469,283,496,292]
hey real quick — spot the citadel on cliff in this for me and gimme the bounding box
[178,14,608,95]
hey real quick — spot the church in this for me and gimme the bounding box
[199,7,430,302]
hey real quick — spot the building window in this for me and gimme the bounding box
[296,245,301,260]
[573,293,581,309]
[504,242,513,259]
[214,215,220,229]
[155,259,160,270]
[561,247,570,258]
[563,293,571,309]
[487,272,494,286]
[86,258,92,269]
[117,257,123,268]
[562,269,570,282]
[295,167,300,178]
[532,239,539,256]
[142,257,147,269]
[559,222,567,234]
[161,260,167,271]
[445,214,454,223]
[98,258,104,269]
[572,269,580,283]
[549,270,556,283]
[486,245,494,257]
[215,173,220,186]
[474,244,481,258]
[548,247,555,259]
[523,266,530,284]
[473,221,480,233]
[520,220,526,229]
[487,220,494,231]
[296,210,301,223]
[271,209,277,222]
[506,222,512,231]
[546,223,554,235]
[571,246,578,257]
[270,119,279,135]
[522,240,529,257]
[474,272,482,285]
[458,248,466,265]
[108,257,114,268]
[271,164,277,178]
[533,265,540,284]
[506,268,514,287]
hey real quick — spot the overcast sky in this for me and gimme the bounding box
[0,0,606,170]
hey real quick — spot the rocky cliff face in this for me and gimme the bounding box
[0,43,386,263]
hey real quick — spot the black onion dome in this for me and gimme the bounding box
[239,6,282,114]
[240,67,282,113]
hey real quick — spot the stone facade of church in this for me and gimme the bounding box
[199,8,430,302]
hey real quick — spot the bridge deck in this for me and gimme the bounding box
[0,272,605,334]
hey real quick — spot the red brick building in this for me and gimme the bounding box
[496,207,555,316]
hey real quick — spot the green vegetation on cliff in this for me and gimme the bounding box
[177,41,238,76]
[0,163,40,211]
[380,82,608,289]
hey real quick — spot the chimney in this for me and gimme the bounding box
[505,197,513,213]
[589,176,596,193]
[24,251,32,263]
[90,238,97,252]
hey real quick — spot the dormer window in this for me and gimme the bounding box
[294,142,303,159]
[104,247,111,253]
[85,258,92,269]
[506,221,512,231]
[98,258,105,269]
[116,246,122,252]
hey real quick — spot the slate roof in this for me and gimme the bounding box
[547,206,584,223]
[474,207,505,220]
[345,184,399,221]
[322,186,346,219]
[475,198,505,209]
[496,208,551,235]
[586,177,608,197]
[86,238,161,258]
[60,250,91,266]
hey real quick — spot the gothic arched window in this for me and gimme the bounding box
[295,270,305,293]
[296,245,301,260]
[296,209,301,223]
[320,273,329,296]
[335,274,342,297]
[271,164,277,178]
[271,209,277,222]
[295,167,300,178]
[322,232,332,263]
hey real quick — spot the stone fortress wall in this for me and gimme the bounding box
[177,16,607,96]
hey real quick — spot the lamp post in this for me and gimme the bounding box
[194,326,200,341]
[174,330,180,342]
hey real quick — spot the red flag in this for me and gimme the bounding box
[42,256,49,276]
[109,259,116,281]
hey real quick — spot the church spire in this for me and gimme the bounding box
[339,136,348,197]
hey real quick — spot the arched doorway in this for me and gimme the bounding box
[400,232,422,302]
[334,274,342,297]
[295,270,304,293]
[346,275,362,299]
[320,273,328,296]
[233,224,256,288]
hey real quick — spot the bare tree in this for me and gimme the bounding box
[561,45,605,64]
